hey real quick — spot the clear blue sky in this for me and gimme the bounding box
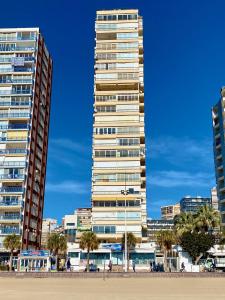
[1,0,224,222]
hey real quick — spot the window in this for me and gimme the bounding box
[96,106,116,112]
[68,252,79,258]
[119,138,139,146]
[117,33,139,39]
[95,150,116,157]
[66,223,75,226]
[95,127,116,134]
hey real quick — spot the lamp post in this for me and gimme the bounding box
[121,173,129,272]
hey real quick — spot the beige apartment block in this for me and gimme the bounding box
[91,9,147,242]
[161,203,180,220]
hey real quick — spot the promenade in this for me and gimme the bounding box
[0,273,225,300]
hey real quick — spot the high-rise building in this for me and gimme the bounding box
[92,9,146,242]
[180,196,211,214]
[212,88,225,224]
[161,203,180,220]
[0,28,52,250]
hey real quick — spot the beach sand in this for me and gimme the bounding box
[0,277,225,300]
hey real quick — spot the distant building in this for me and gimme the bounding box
[211,187,219,211]
[63,212,77,243]
[41,218,57,248]
[161,203,180,220]
[180,196,211,214]
[147,219,174,242]
[60,208,92,243]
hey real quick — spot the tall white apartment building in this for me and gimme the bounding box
[92,9,147,242]
[0,28,52,250]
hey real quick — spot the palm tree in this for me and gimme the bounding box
[195,205,221,233]
[47,233,67,270]
[122,232,137,270]
[3,234,21,271]
[155,230,176,272]
[79,231,99,272]
[174,212,195,236]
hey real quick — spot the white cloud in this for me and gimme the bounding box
[46,180,90,194]
[47,138,91,168]
[148,136,213,168]
[150,170,214,188]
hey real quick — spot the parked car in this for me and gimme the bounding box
[84,263,100,272]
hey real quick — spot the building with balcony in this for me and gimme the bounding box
[147,219,174,242]
[0,28,52,250]
[212,88,225,225]
[180,196,211,214]
[161,203,180,220]
[92,9,147,243]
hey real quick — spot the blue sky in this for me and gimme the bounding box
[1,0,225,222]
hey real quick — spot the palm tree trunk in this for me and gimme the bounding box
[87,250,90,272]
[9,251,13,272]
[195,254,203,265]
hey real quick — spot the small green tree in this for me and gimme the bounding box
[47,233,67,270]
[3,234,21,271]
[79,231,99,272]
[122,232,137,270]
[180,231,215,265]
[155,230,176,271]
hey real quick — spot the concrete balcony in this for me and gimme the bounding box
[0,112,31,120]
[0,174,25,181]
[0,227,20,235]
[0,199,22,209]
[0,187,24,194]
[0,161,26,168]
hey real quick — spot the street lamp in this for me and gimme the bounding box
[121,173,129,273]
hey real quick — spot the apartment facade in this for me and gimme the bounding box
[147,219,174,242]
[161,203,180,220]
[212,88,225,225]
[180,196,211,214]
[92,9,146,242]
[0,28,52,250]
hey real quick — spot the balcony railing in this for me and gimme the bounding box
[0,161,26,167]
[0,90,32,95]
[0,174,25,179]
[0,199,22,206]
[0,101,31,107]
[0,227,20,234]
[0,67,33,73]
[0,79,33,84]
[0,215,20,220]
[0,113,30,118]
[0,46,35,52]
[0,187,24,193]
[0,137,28,142]
[0,149,27,155]
[0,124,29,130]
[0,57,34,63]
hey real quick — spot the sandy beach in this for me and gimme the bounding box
[0,277,225,300]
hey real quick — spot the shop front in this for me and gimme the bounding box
[19,250,51,272]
